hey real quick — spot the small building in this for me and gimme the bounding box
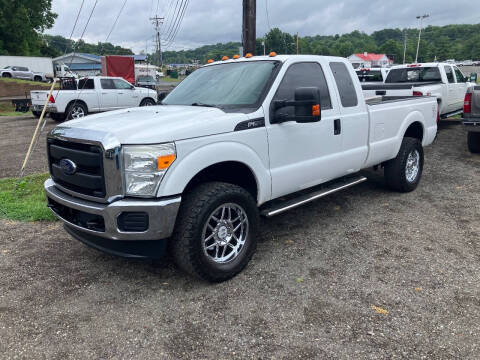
[347,52,393,69]
[53,53,148,77]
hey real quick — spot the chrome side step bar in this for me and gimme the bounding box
[261,175,367,217]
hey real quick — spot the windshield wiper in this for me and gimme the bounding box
[190,102,217,108]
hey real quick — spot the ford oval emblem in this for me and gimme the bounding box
[59,159,77,175]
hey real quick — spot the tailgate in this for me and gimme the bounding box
[30,91,50,105]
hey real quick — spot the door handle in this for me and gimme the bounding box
[334,119,341,135]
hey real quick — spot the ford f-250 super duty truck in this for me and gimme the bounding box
[44,55,438,282]
[362,63,473,120]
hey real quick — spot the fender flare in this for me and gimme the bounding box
[157,141,271,205]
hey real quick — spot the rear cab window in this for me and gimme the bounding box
[329,62,358,107]
[385,66,441,83]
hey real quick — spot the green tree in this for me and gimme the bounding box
[0,0,57,55]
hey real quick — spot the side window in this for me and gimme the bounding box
[329,62,358,107]
[444,66,454,83]
[78,78,95,89]
[273,62,332,113]
[113,79,133,89]
[101,79,115,89]
[21,67,29,71]
[453,67,465,83]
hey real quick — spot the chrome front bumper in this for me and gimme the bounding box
[44,178,181,241]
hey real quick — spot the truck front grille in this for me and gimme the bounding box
[47,138,106,198]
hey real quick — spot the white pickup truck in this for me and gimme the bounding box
[44,55,437,282]
[30,76,157,121]
[362,63,473,120]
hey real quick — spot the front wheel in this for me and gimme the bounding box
[384,137,424,192]
[468,132,480,153]
[170,182,259,282]
[2,73,11,78]
[140,98,156,106]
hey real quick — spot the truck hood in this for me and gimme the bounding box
[53,105,249,145]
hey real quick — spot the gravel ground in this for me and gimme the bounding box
[0,117,479,359]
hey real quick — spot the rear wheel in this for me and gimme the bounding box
[384,137,424,192]
[467,132,480,153]
[140,98,156,106]
[66,102,87,120]
[170,182,259,282]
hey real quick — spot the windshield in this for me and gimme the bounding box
[138,76,154,82]
[385,67,441,83]
[163,61,279,108]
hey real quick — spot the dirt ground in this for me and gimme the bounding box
[0,116,479,359]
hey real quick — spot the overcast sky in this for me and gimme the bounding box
[46,0,479,53]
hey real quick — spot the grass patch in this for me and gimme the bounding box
[0,77,57,87]
[0,173,56,222]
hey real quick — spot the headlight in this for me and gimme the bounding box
[123,143,176,197]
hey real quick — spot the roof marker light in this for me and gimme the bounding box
[221,56,229,61]
[233,54,240,59]
[269,51,277,57]
[245,53,253,58]
[207,59,214,64]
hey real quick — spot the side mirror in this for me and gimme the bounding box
[470,72,478,83]
[271,87,321,124]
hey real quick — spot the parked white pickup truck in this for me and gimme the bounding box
[0,65,47,82]
[44,55,437,282]
[362,63,473,120]
[30,76,158,121]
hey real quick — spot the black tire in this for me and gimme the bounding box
[34,76,42,82]
[170,182,259,282]
[50,113,66,122]
[384,137,424,192]
[66,102,87,120]
[32,110,41,118]
[468,132,480,153]
[140,98,156,106]
[2,72,11,78]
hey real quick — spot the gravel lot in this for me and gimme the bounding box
[0,116,479,359]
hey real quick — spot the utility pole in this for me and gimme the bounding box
[242,0,256,55]
[403,30,407,64]
[415,14,429,63]
[150,15,164,69]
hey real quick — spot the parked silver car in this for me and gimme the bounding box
[0,65,46,82]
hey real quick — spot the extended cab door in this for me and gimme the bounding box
[453,66,468,112]
[266,60,345,199]
[328,62,369,172]
[444,65,456,113]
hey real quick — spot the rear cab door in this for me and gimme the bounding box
[99,78,118,110]
[265,58,346,199]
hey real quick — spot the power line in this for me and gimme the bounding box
[64,0,86,55]
[103,0,128,47]
[162,0,182,41]
[265,0,271,31]
[163,0,189,48]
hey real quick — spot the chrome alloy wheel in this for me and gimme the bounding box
[70,105,85,119]
[202,203,249,264]
[405,149,420,182]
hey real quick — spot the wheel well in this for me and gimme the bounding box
[141,97,156,105]
[404,121,423,141]
[184,161,258,200]
[66,99,88,112]
[34,75,42,80]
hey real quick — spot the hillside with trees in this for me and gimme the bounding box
[160,24,480,65]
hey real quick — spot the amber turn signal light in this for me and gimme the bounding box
[312,104,320,117]
[157,154,176,170]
